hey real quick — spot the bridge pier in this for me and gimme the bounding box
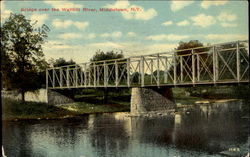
[131,87,176,115]
[47,89,75,105]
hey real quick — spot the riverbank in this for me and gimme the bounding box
[2,85,249,121]
[2,98,130,121]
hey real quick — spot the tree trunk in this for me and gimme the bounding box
[103,88,108,104]
[21,90,25,102]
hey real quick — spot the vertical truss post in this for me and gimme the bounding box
[46,69,48,89]
[140,56,144,87]
[66,67,69,88]
[80,66,83,86]
[104,61,107,88]
[127,58,130,87]
[60,68,63,87]
[157,54,160,87]
[88,65,91,86]
[174,54,177,85]
[75,66,78,87]
[213,46,218,83]
[52,69,55,88]
[115,61,118,87]
[236,42,240,82]
[97,65,100,86]
[84,64,87,88]
[192,49,195,85]
[138,59,141,84]
[180,56,183,82]
[197,54,200,82]
[151,59,153,84]
[72,68,75,87]
[94,63,96,87]
[164,57,168,83]
[248,42,249,80]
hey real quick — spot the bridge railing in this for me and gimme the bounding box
[46,40,249,89]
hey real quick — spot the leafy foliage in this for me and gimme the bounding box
[1,13,50,100]
[89,50,125,103]
[90,50,124,62]
[171,40,210,82]
[176,40,205,55]
[52,58,76,67]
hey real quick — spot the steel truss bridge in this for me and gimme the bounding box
[46,40,249,89]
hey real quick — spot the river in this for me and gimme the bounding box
[2,101,249,157]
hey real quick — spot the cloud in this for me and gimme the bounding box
[43,40,178,63]
[89,42,177,57]
[74,21,89,29]
[113,31,122,38]
[146,34,190,41]
[89,42,125,49]
[43,41,88,63]
[85,33,96,39]
[58,33,82,39]
[105,0,130,8]
[0,2,12,21]
[122,6,157,20]
[105,0,157,20]
[100,31,122,38]
[44,40,72,49]
[100,33,109,38]
[145,43,177,53]
[171,1,194,12]
[127,32,136,37]
[190,14,216,27]
[44,1,83,9]
[52,19,89,29]
[177,20,190,26]
[220,23,237,27]
[30,14,48,26]
[217,12,237,27]
[218,12,237,22]
[162,21,173,26]
[204,34,247,42]
[201,0,228,9]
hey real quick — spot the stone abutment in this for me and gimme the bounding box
[131,87,176,115]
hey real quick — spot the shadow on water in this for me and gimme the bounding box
[2,100,249,157]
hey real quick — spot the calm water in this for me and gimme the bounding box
[2,102,249,157]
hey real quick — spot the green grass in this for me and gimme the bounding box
[59,102,130,114]
[2,96,130,121]
[2,98,77,120]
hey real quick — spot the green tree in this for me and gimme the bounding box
[90,50,125,103]
[173,40,210,82]
[1,13,50,101]
[1,30,15,90]
[52,58,76,67]
[216,42,249,80]
[90,50,125,84]
[90,50,124,62]
[176,40,205,55]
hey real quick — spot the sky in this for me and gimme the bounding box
[1,0,248,63]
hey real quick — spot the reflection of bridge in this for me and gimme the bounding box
[46,40,249,89]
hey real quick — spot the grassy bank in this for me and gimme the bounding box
[3,85,248,121]
[2,97,130,121]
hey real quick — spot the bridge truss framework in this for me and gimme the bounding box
[46,40,249,89]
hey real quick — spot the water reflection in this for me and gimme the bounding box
[2,101,249,157]
[88,114,129,157]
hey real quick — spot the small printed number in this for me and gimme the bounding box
[229,148,240,152]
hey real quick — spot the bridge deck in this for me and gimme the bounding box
[46,40,249,89]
